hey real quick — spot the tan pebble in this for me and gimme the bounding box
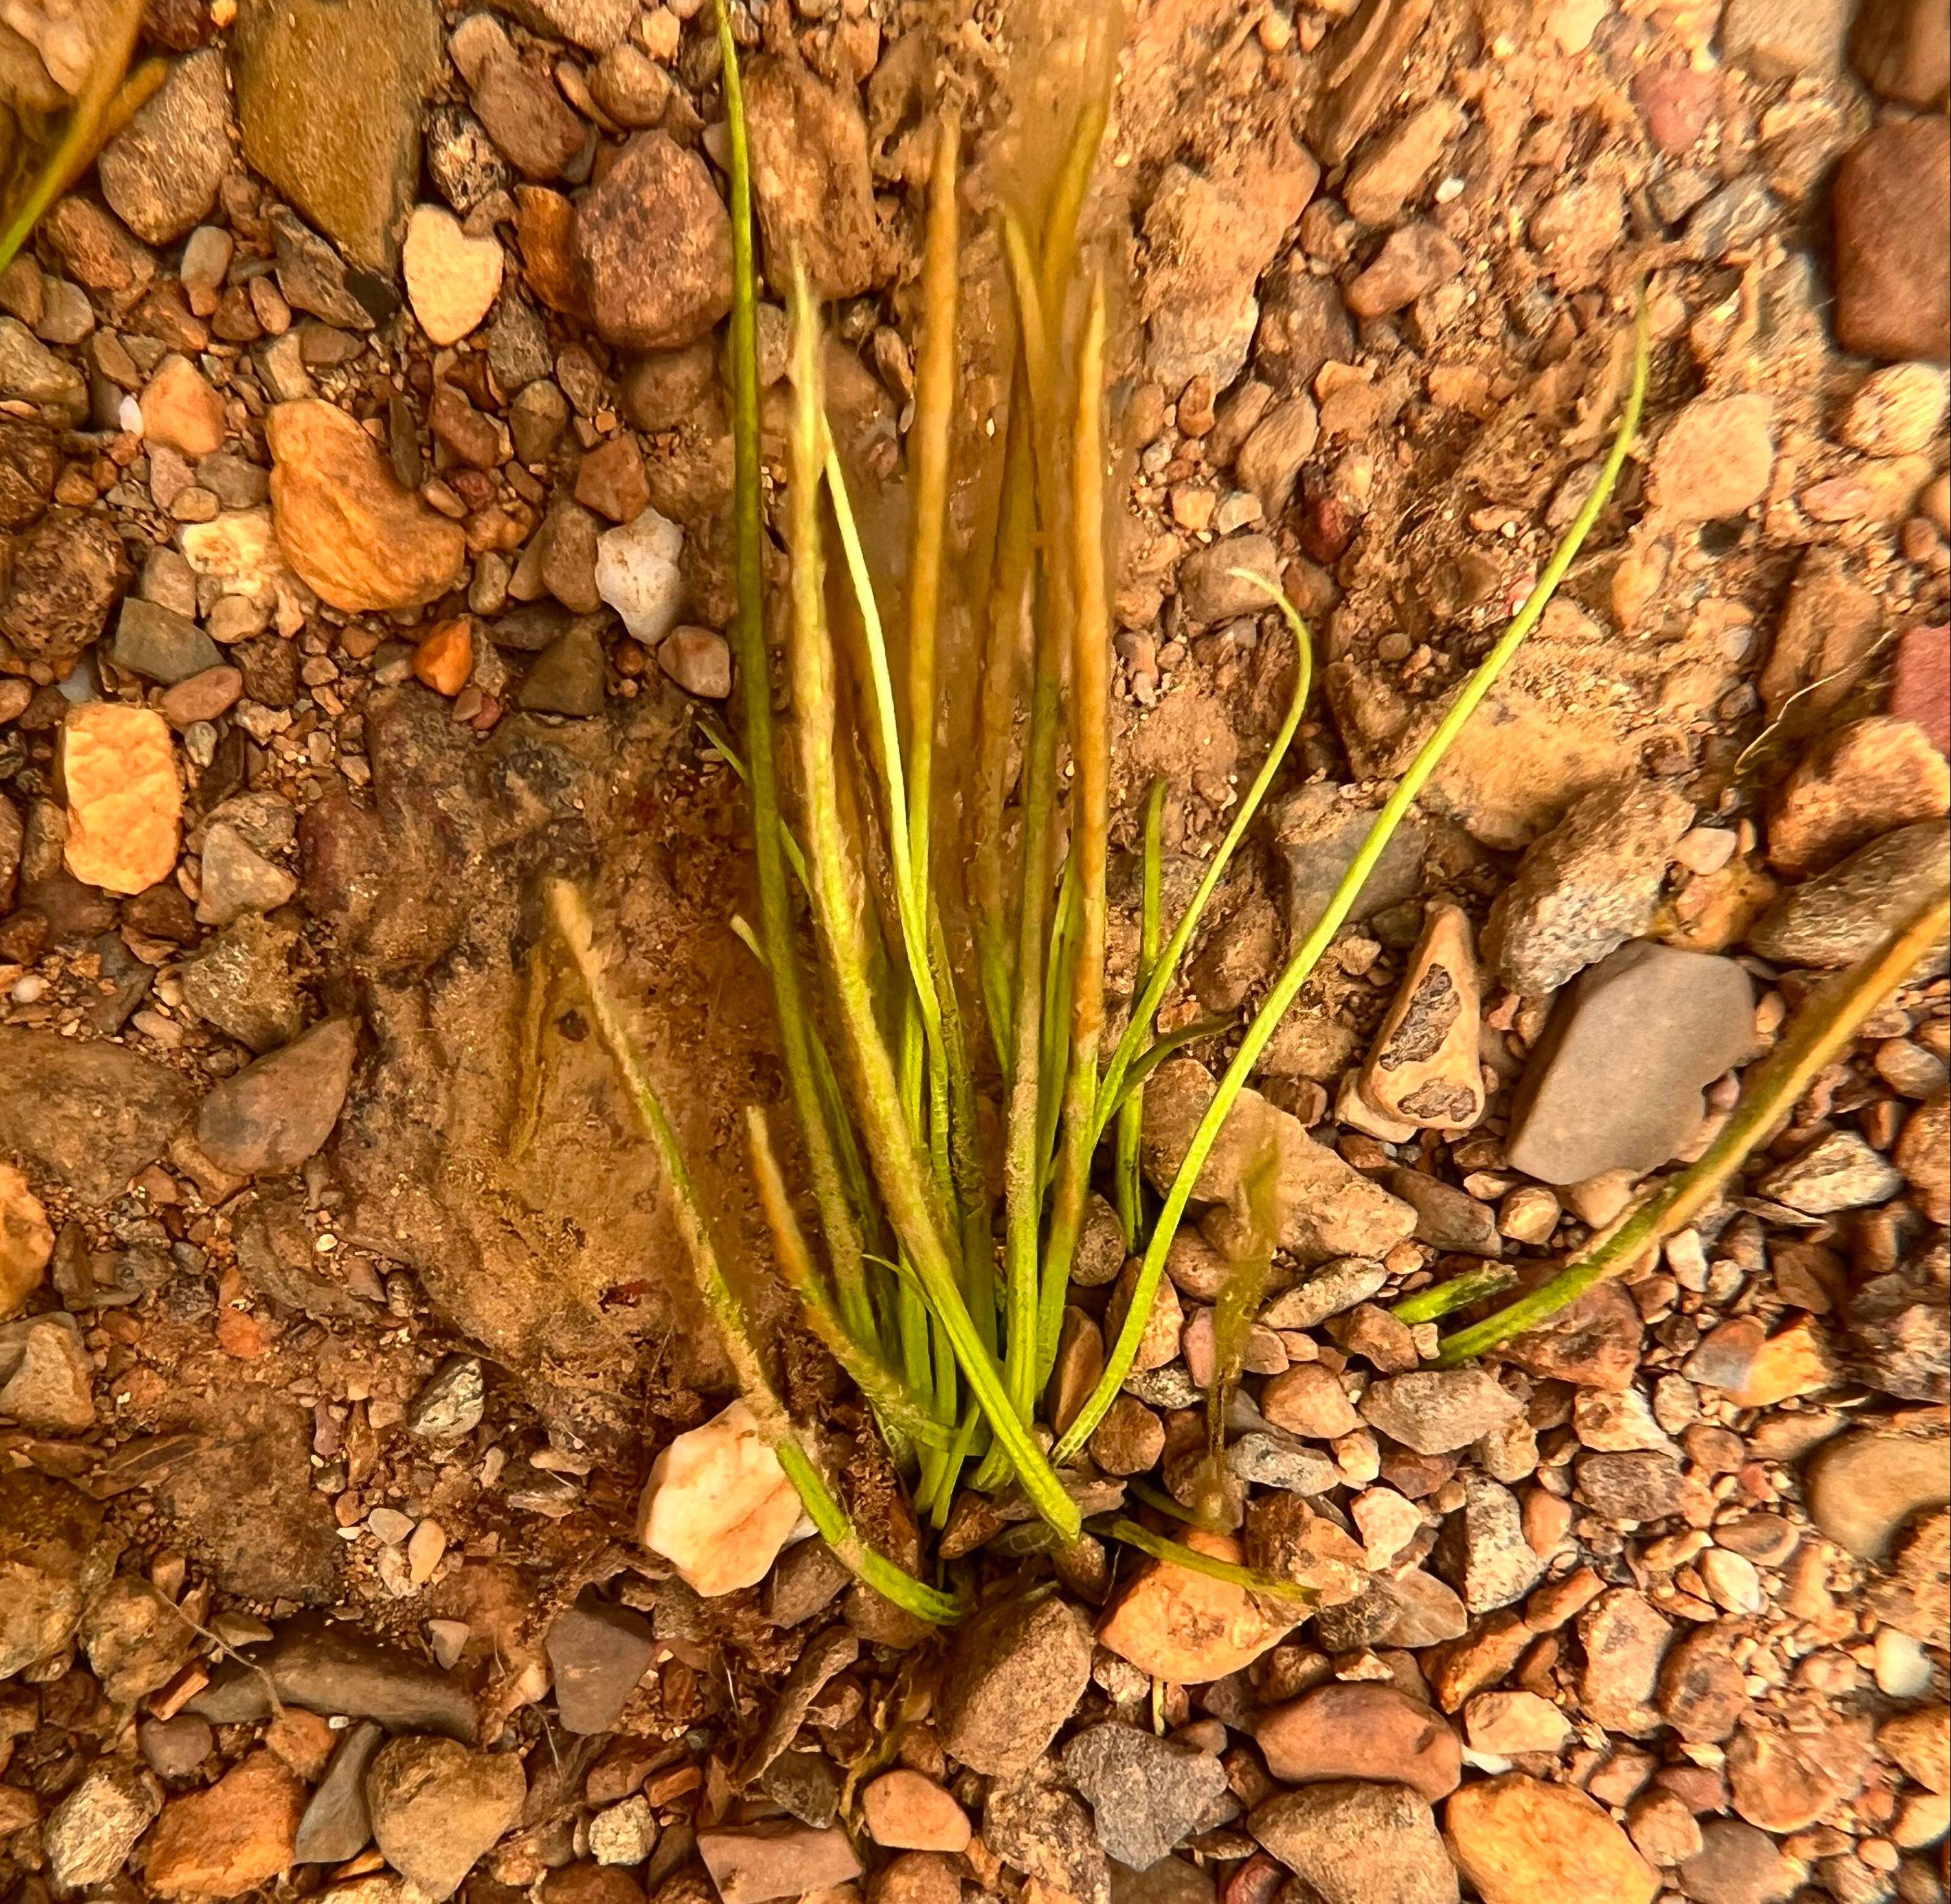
[403,204,505,346]
[861,1769,971,1853]
[141,353,225,457]
[0,1164,53,1319]
[413,618,475,697]
[61,702,181,895]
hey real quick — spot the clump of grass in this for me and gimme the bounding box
[551,4,1657,1620]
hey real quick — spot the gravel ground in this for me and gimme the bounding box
[0,2,1947,1903]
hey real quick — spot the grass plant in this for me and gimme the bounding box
[552,5,1663,1620]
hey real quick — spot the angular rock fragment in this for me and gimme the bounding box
[1506,942,1753,1185]
[1359,903,1485,1128]
[637,1398,804,1598]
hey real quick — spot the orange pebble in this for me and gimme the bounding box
[413,618,474,697]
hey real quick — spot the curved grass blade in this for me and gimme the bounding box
[1100,1518,1318,1611]
[0,0,146,275]
[1055,300,1653,1465]
[1091,583,1314,1150]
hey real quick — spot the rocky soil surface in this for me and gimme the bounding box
[0,2,1948,1904]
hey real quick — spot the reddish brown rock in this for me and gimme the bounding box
[1889,625,1951,755]
[574,133,732,351]
[1834,119,1951,363]
[1254,1683,1461,1801]
[1766,717,1950,876]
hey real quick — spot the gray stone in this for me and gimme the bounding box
[113,596,222,685]
[296,1720,383,1864]
[0,314,87,418]
[426,102,511,217]
[1260,1257,1390,1330]
[1250,1781,1458,1904]
[366,1736,526,1901]
[1062,1725,1232,1870]
[0,1027,194,1202]
[408,1355,486,1440]
[1271,782,1427,947]
[45,1758,162,1890]
[487,295,554,396]
[268,205,380,330]
[182,915,306,1054]
[1360,1369,1523,1456]
[0,1311,95,1434]
[234,0,444,274]
[196,819,298,926]
[1178,534,1280,625]
[196,1017,358,1175]
[938,1593,1092,1779]
[764,1538,851,1628]
[1722,0,1853,76]
[1757,1130,1903,1214]
[1506,941,1754,1186]
[1434,1473,1544,1612]
[546,1593,653,1733]
[188,1618,478,1738]
[1483,781,1695,995]
[1748,821,1950,968]
[754,1751,839,1830]
[1681,175,1778,263]
[1678,1818,1800,1904]
[1384,1168,1502,1256]
[1576,1451,1697,1522]
[1226,1431,1338,1495]
[985,1774,1112,1904]
[518,623,607,715]
[98,47,233,245]
[491,0,634,50]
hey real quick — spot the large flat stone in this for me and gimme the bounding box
[0,1028,194,1203]
[232,0,443,275]
[1506,942,1754,1185]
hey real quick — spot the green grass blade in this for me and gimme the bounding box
[1114,780,1166,1244]
[1055,301,1652,1465]
[1101,1517,1317,1611]
[713,0,876,1352]
[785,260,1079,1541]
[1092,587,1313,1149]
[1437,885,1950,1364]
